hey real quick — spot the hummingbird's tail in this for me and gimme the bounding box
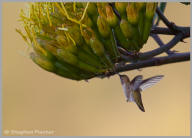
[136,101,145,112]
[133,91,145,112]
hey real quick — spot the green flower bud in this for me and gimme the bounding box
[30,52,55,72]
[57,48,103,73]
[142,19,153,43]
[103,35,119,61]
[55,35,67,46]
[97,15,111,38]
[146,3,157,19]
[115,2,128,17]
[114,26,129,49]
[135,2,146,11]
[54,59,94,80]
[81,27,94,45]
[105,4,119,27]
[114,25,139,51]
[120,19,135,39]
[56,34,77,54]
[57,49,78,65]
[90,37,113,68]
[82,14,94,27]
[32,40,54,61]
[37,39,58,57]
[77,49,104,68]
[67,25,84,45]
[126,3,139,25]
[87,3,98,16]
[54,61,82,80]
[76,2,87,8]
[90,37,105,56]
[143,3,157,43]
[138,13,145,44]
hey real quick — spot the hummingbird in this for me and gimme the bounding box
[119,74,164,112]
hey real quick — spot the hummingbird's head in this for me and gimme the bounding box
[119,74,130,84]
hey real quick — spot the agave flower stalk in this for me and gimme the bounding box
[17,2,157,80]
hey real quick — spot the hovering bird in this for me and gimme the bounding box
[119,74,164,112]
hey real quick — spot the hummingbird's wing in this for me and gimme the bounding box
[139,75,164,91]
[119,75,132,101]
[131,75,143,91]
[133,90,145,112]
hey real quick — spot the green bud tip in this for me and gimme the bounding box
[105,4,118,27]
[30,52,54,72]
[126,3,139,25]
[115,2,128,16]
[97,15,111,38]
[146,3,158,18]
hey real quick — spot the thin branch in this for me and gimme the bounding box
[156,7,177,33]
[151,27,174,35]
[99,52,190,78]
[151,34,175,55]
[109,3,121,20]
[156,7,191,39]
[139,33,183,59]
[150,26,190,39]
[122,33,184,61]
[155,2,167,26]
[180,2,190,5]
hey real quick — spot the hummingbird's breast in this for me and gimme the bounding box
[122,83,134,102]
[128,92,134,102]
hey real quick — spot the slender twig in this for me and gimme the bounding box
[109,3,121,20]
[122,33,184,62]
[99,52,190,78]
[150,26,190,39]
[151,27,173,35]
[155,2,167,26]
[180,2,190,5]
[151,34,175,55]
[139,33,183,59]
[156,7,178,33]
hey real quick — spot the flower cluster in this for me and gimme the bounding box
[17,2,157,80]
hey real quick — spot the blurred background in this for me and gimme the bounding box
[2,2,190,136]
